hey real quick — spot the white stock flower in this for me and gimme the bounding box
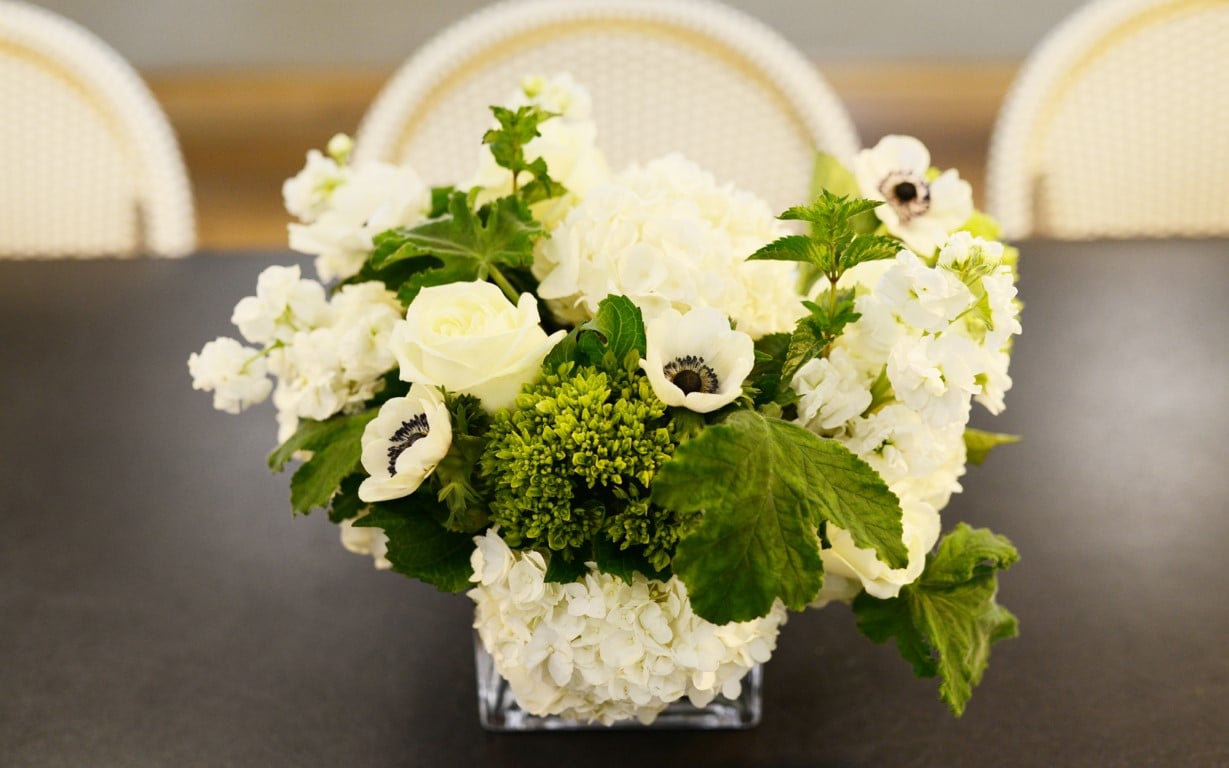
[844,403,966,511]
[468,530,787,725]
[231,265,329,345]
[357,384,452,503]
[852,135,973,256]
[886,333,982,429]
[821,497,942,600]
[271,329,347,421]
[282,148,348,223]
[877,249,975,333]
[289,162,431,282]
[329,282,403,380]
[534,154,803,337]
[641,307,754,413]
[390,281,565,412]
[188,337,273,414]
[339,511,392,570]
[792,347,874,432]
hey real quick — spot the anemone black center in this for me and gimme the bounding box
[663,354,720,396]
[387,413,430,476]
[893,181,918,203]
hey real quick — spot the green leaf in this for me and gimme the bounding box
[268,411,378,515]
[482,105,567,206]
[576,295,646,364]
[839,232,904,272]
[852,524,1020,716]
[544,551,589,584]
[358,496,476,592]
[369,193,541,296]
[328,474,367,524]
[964,429,1022,466]
[593,537,665,584]
[653,410,904,623]
[747,234,825,266]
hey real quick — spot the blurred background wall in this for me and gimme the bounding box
[24,0,1091,248]
[32,0,1085,67]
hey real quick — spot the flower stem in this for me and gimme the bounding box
[488,265,520,304]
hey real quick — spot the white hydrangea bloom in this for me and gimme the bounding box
[535,154,803,338]
[271,329,347,422]
[339,511,392,570]
[470,73,610,230]
[469,530,787,725]
[852,135,973,256]
[289,162,432,282]
[641,307,754,414]
[231,265,329,346]
[187,337,273,414]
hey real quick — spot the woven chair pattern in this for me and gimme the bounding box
[0,1,194,258]
[354,0,859,214]
[987,0,1229,240]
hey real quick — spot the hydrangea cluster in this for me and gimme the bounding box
[534,153,805,338]
[469,530,786,725]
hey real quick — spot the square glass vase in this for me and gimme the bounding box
[474,635,763,731]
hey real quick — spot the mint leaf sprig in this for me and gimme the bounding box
[483,105,568,205]
[749,191,902,382]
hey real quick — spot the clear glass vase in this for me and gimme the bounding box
[474,634,763,731]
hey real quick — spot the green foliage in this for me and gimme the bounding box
[328,474,367,524]
[746,332,796,410]
[432,394,491,533]
[653,410,905,624]
[268,410,378,515]
[749,191,901,378]
[810,152,863,205]
[544,295,647,371]
[358,495,477,593]
[964,429,1021,466]
[853,524,1019,716]
[483,105,567,205]
[481,355,686,573]
[369,192,541,304]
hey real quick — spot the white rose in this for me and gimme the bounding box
[390,281,566,411]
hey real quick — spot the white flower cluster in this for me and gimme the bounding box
[469,530,787,725]
[284,133,432,282]
[188,265,404,441]
[534,153,805,338]
[796,230,1021,603]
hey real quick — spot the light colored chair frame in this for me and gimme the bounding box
[986,0,1229,240]
[353,0,859,212]
[0,1,195,257]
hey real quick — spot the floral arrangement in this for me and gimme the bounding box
[189,74,1021,726]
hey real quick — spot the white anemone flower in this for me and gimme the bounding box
[852,135,973,256]
[641,307,753,413]
[358,384,452,503]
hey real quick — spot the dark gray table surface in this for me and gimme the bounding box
[2,242,1228,767]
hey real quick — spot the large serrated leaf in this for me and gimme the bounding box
[652,410,903,623]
